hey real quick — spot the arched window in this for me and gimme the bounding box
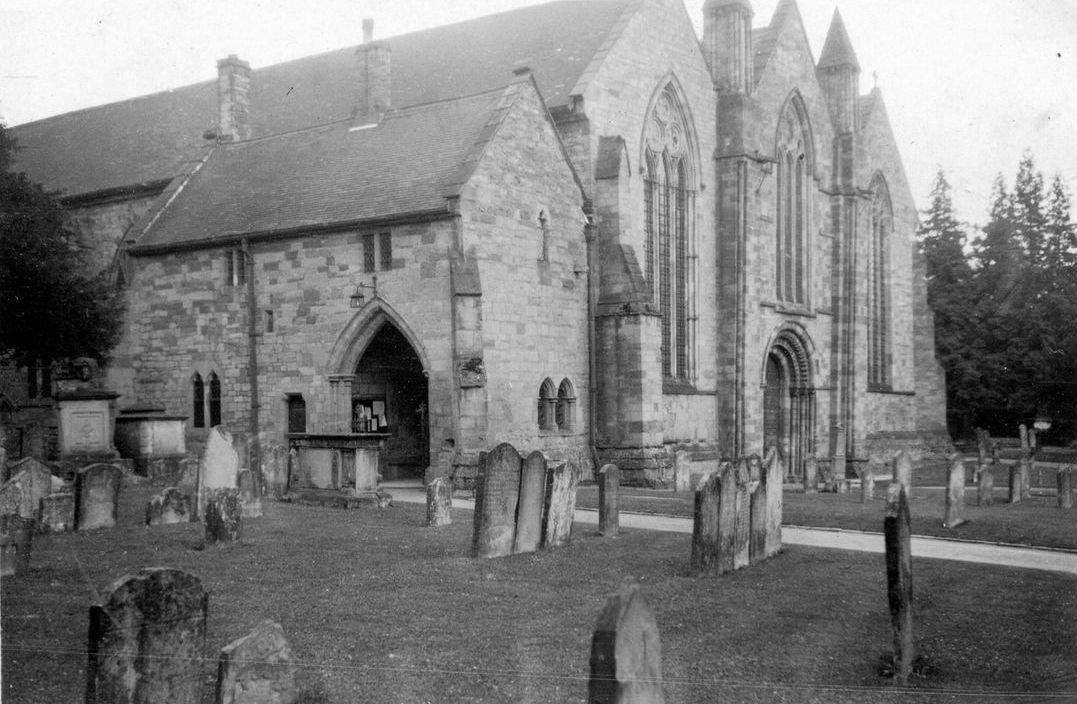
[643,82,696,382]
[208,372,222,427]
[868,175,892,389]
[776,94,812,305]
[556,378,576,431]
[537,378,556,431]
[192,373,205,428]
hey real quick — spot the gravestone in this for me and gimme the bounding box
[732,461,751,570]
[1018,456,1032,501]
[598,464,620,537]
[216,620,298,704]
[893,451,913,492]
[425,476,453,527]
[0,515,34,577]
[472,443,522,559]
[75,463,123,531]
[1008,463,1022,504]
[514,451,547,554]
[884,485,914,684]
[204,489,242,544]
[588,581,664,704]
[237,470,262,519]
[1059,468,1074,510]
[859,464,876,503]
[804,456,819,494]
[764,450,783,558]
[85,568,208,704]
[0,458,54,521]
[975,428,991,467]
[977,464,995,507]
[543,461,580,548]
[943,456,968,529]
[749,455,768,563]
[145,487,193,526]
[41,491,76,532]
[690,463,737,575]
[199,427,240,518]
[673,450,692,493]
[1019,423,1029,453]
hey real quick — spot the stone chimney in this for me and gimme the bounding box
[356,18,391,125]
[216,54,252,142]
[703,0,753,95]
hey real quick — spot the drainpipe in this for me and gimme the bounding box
[242,238,262,490]
[584,200,599,473]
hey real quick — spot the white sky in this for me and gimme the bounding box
[2,0,1076,226]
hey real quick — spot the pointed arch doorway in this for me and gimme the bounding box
[762,330,816,481]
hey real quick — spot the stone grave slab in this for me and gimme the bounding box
[859,464,876,503]
[1059,468,1074,509]
[75,463,123,531]
[514,451,547,554]
[884,485,914,684]
[764,451,783,558]
[893,450,913,492]
[145,487,193,526]
[599,463,620,537]
[237,470,262,519]
[472,443,522,559]
[749,458,768,564]
[690,469,725,575]
[0,460,53,522]
[943,456,968,529]
[733,461,751,570]
[588,581,664,704]
[41,492,76,533]
[977,464,995,507]
[0,515,34,577]
[543,461,580,548]
[425,476,452,527]
[216,619,298,704]
[199,427,240,517]
[204,489,242,544]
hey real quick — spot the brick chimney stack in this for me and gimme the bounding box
[356,18,391,126]
[216,54,251,142]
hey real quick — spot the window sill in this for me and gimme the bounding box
[867,386,915,397]
[760,300,815,318]
[538,427,577,437]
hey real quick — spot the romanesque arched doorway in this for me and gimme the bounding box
[762,329,816,481]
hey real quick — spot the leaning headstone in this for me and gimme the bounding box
[514,452,547,554]
[1058,468,1074,510]
[425,476,453,527]
[977,464,995,507]
[216,620,298,704]
[859,464,876,503]
[804,456,819,494]
[598,463,620,538]
[85,568,208,704]
[943,456,968,529]
[1018,456,1032,501]
[0,515,34,577]
[472,443,522,559]
[75,463,123,531]
[145,487,193,526]
[732,461,751,570]
[237,470,262,519]
[883,485,914,684]
[204,489,242,544]
[543,461,580,548]
[892,450,913,492]
[0,459,54,521]
[690,463,736,575]
[764,450,783,558]
[588,581,664,704]
[199,427,240,518]
[40,491,76,532]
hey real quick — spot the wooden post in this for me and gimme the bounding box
[884,485,914,684]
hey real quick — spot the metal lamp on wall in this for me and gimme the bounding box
[350,275,379,308]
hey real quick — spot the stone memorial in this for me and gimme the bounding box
[204,489,242,544]
[425,476,453,527]
[859,464,876,503]
[1059,468,1074,510]
[514,451,547,554]
[748,455,768,563]
[145,487,193,526]
[542,461,579,548]
[40,491,76,532]
[472,443,522,559]
[690,463,737,576]
[598,463,620,537]
[1018,455,1032,501]
[0,515,34,577]
[199,427,240,518]
[943,456,967,529]
[977,464,995,507]
[764,450,783,558]
[975,428,991,467]
[884,485,914,684]
[1008,463,1022,504]
[237,470,262,519]
[733,461,751,570]
[85,568,207,704]
[893,450,913,492]
[589,581,664,704]
[0,459,54,522]
[55,389,121,460]
[804,456,819,493]
[216,620,298,704]
[75,463,122,531]
[673,450,692,493]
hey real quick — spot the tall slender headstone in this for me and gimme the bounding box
[884,485,914,684]
[975,428,991,467]
[425,476,453,527]
[732,461,751,570]
[1059,468,1074,510]
[514,451,547,554]
[1018,456,1032,501]
[472,443,522,558]
[691,470,725,575]
[764,450,783,558]
[859,464,876,503]
[943,456,968,529]
[216,620,298,704]
[199,427,240,519]
[75,463,123,531]
[588,581,664,704]
[977,464,995,507]
[803,456,818,494]
[892,451,913,493]
[543,461,580,548]
[749,455,768,563]
[85,568,208,704]
[1008,463,1022,504]
[598,464,620,537]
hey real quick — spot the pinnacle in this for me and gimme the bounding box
[817,8,861,71]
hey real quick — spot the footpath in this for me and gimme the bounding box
[383,482,1077,576]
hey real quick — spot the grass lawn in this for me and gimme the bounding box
[3,482,1076,703]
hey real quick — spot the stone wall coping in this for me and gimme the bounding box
[54,390,121,401]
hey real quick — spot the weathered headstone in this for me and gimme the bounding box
[892,450,913,492]
[0,459,54,521]
[588,581,664,704]
[145,487,193,526]
[883,485,914,684]
[0,515,34,577]
[40,491,76,532]
[690,463,737,575]
[1059,468,1074,510]
[204,489,242,544]
[732,461,751,570]
[749,455,768,563]
[425,476,453,527]
[514,452,547,554]
[977,464,995,507]
[673,450,692,493]
[804,456,819,494]
[216,620,298,704]
[542,461,580,548]
[859,464,876,503]
[1019,423,1029,454]
[199,427,240,518]
[943,456,968,529]
[764,450,783,558]
[472,443,522,558]
[85,568,208,704]
[1008,463,1022,504]
[75,463,123,531]
[975,428,991,467]
[1018,456,1032,501]
[237,470,262,519]
[598,463,620,538]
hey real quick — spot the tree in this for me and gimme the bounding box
[0,124,124,369]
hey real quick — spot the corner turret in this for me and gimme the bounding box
[703,0,754,95]
[816,9,860,133]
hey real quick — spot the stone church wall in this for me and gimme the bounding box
[69,194,162,276]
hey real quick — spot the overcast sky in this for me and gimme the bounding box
[2,0,1076,226]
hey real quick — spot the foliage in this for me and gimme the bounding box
[0,124,124,367]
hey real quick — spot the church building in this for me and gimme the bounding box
[6,0,950,485]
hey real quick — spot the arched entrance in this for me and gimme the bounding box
[762,329,816,481]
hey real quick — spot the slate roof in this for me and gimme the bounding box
[9,0,632,199]
[131,89,505,252]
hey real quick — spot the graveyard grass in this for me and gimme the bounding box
[3,482,1076,704]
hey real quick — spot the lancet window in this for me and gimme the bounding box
[868,175,892,389]
[776,96,812,305]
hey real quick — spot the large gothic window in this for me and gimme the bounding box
[643,84,696,383]
[775,95,812,305]
[868,175,892,389]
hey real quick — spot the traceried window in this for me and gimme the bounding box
[643,83,696,383]
[868,175,893,389]
[775,94,812,305]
